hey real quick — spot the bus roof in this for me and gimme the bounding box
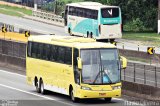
[66,2,119,10]
[28,35,116,49]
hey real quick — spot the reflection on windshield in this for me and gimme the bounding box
[81,49,120,85]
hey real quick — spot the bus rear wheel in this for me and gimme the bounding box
[35,80,40,93]
[87,32,93,38]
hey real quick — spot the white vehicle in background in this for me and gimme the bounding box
[64,2,122,42]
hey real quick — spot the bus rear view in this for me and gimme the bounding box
[64,2,122,42]
[99,7,122,41]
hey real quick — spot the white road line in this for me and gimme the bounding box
[0,83,76,106]
[0,83,54,100]
[0,69,26,78]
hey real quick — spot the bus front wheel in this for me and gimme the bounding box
[104,98,112,102]
[70,89,78,102]
[68,28,73,36]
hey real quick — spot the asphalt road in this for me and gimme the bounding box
[0,14,160,54]
[0,69,134,106]
[0,14,65,35]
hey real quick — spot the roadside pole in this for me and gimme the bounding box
[34,0,37,11]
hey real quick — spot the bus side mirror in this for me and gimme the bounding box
[120,56,127,69]
[77,57,82,70]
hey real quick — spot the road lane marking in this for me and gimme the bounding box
[0,69,26,78]
[0,83,55,100]
[0,83,76,106]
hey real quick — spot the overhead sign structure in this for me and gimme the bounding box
[25,31,30,37]
[147,47,155,55]
[2,27,7,33]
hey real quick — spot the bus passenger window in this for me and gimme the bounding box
[46,44,51,60]
[50,45,58,62]
[27,42,32,57]
[43,44,50,60]
[64,47,72,65]
[57,46,65,63]
[37,43,43,59]
[31,42,37,58]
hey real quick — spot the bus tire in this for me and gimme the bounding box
[104,97,112,102]
[87,31,89,38]
[90,32,93,38]
[68,28,73,36]
[40,79,46,94]
[87,32,92,38]
[35,78,40,93]
[70,88,78,102]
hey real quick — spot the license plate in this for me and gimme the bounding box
[99,93,106,96]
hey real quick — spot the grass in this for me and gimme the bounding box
[0,8,23,17]
[0,4,32,16]
[122,32,160,46]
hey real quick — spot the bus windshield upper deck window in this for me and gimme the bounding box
[101,8,119,18]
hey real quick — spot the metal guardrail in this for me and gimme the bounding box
[32,10,64,23]
[122,62,160,88]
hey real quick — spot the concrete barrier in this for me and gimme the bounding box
[0,39,26,70]
[119,49,160,65]
[0,54,25,68]
[122,81,160,100]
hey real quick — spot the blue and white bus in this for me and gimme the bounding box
[64,2,122,42]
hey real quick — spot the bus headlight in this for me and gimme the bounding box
[112,86,121,90]
[81,86,92,90]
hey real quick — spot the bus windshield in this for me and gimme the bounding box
[81,49,120,85]
[101,8,119,18]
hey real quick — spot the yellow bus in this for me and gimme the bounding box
[26,35,127,102]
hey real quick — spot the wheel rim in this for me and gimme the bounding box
[90,33,93,38]
[71,90,75,101]
[41,82,44,93]
[88,33,92,38]
[69,29,72,36]
[36,82,39,92]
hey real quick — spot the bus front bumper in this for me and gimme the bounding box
[77,89,121,99]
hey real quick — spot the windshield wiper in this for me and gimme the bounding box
[92,65,113,84]
[92,63,101,84]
